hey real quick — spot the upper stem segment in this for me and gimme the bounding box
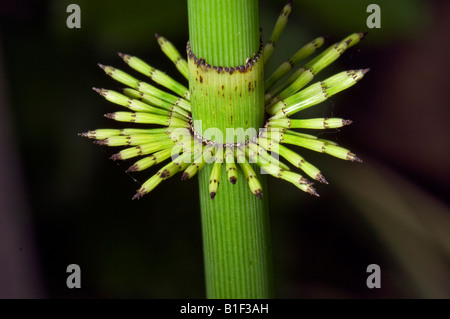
[188,0,260,67]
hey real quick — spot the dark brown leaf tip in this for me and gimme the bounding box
[343,119,353,126]
[109,153,122,161]
[307,187,320,197]
[93,139,108,145]
[126,164,138,173]
[132,188,146,200]
[92,87,106,96]
[104,113,116,119]
[316,173,329,184]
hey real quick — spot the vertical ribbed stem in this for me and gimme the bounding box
[188,0,260,67]
[188,0,273,298]
[198,167,272,298]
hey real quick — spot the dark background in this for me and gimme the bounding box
[1,0,449,298]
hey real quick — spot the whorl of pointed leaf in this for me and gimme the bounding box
[80,1,368,200]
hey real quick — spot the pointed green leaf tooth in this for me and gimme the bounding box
[322,69,368,95]
[93,87,128,106]
[274,142,327,183]
[132,153,190,199]
[110,139,175,161]
[290,36,326,64]
[157,162,179,179]
[209,161,222,199]
[225,148,237,184]
[78,129,122,139]
[181,148,205,180]
[225,162,238,184]
[126,148,173,172]
[315,173,328,184]
[239,161,263,199]
[279,170,319,196]
[98,64,140,88]
[263,0,292,65]
[181,163,197,180]
[118,52,190,99]
[132,174,163,200]
[323,144,362,162]
[157,156,188,179]
[155,34,189,80]
[182,162,200,180]
[342,32,366,49]
[265,36,325,90]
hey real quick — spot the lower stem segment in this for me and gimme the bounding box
[199,164,272,298]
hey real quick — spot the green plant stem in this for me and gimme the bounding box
[188,0,273,298]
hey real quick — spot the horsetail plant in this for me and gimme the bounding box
[80,0,367,298]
